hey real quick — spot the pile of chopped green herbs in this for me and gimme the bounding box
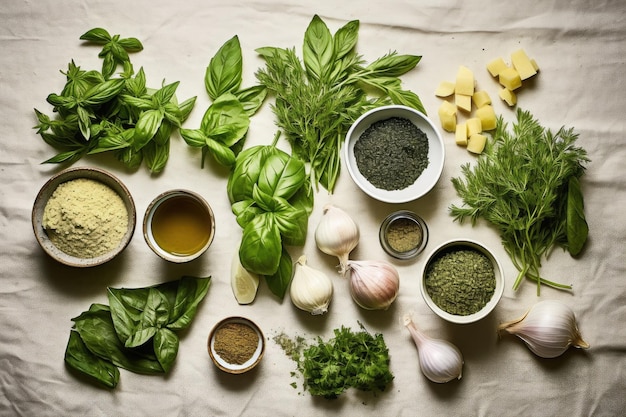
[255,15,425,193]
[34,28,196,173]
[64,276,210,389]
[274,323,394,399]
[450,109,590,295]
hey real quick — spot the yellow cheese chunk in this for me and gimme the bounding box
[499,87,517,106]
[455,123,468,146]
[466,117,482,136]
[467,133,487,154]
[531,59,540,71]
[486,57,508,77]
[511,49,537,80]
[438,100,457,132]
[472,90,492,108]
[435,81,456,97]
[475,105,497,131]
[498,67,522,90]
[455,65,475,96]
[455,93,472,113]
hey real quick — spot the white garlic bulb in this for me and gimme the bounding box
[315,204,359,276]
[403,314,464,383]
[289,255,333,315]
[498,299,589,358]
[346,260,399,310]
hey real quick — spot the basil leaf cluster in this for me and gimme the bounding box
[34,28,196,173]
[64,276,210,389]
[227,137,313,299]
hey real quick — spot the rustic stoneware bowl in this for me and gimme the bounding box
[344,105,445,203]
[143,189,215,263]
[31,166,136,267]
[420,239,504,324]
[207,316,265,374]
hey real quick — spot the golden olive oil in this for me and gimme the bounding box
[151,195,211,256]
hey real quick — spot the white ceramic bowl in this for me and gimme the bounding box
[344,105,445,203]
[208,316,265,374]
[143,189,215,263]
[31,166,136,267]
[420,239,504,324]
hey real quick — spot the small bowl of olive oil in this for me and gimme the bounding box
[143,189,215,263]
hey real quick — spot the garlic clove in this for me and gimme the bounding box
[347,260,399,310]
[231,252,260,304]
[315,204,360,276]
[498,300,589,358]
[289,255,334,315]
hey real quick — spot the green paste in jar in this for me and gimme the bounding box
[425,247,495,316]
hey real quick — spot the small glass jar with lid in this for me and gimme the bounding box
[379,210,428,260]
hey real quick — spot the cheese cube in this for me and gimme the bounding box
[466,117,482,136]
[438,100,457,132]
[472,90,492,108]
[511,49,537,80]
[455,65,475,96]
[475,105,497,131]
[455,93,472,112]
[486,57,508,77]
[455,123,468,146]
[435,81,455,97]
[499,88,517,106]
[467,133,487,154]
[498,67,522,90]
[531,59,540,71]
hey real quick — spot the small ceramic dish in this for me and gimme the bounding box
[143,189,215,263]
[379,210,429,260]
[31,166,136,267]
[208,316,265,374]
[344,105,445,203]
[420,239,504,324]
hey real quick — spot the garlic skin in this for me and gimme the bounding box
[403,314,463,383]
[315,204,359,275]
[498,300,590,358]
[347,260,399,310]
[289,255,334,315]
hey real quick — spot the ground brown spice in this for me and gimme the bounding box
[214,322,259,365]
[386,218,422,253]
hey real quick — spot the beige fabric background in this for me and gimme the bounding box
[1,0,625,416]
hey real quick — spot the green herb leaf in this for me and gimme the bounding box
[264,247,293,299]
[133,108,164,150]
[239,213,282,275]
[566,176,588,256]
[154,328,179,373]
[205,35,243,100]
[65,330,120,389]
[79,28,112,43]
[303,15,334,81]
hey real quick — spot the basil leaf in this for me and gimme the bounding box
[180,128,208,148]
[365,52,421,77]
[88,129,133,154]
[257,152,306,200]
[288,177,314,216]
[154,328,179,373]
[333,20,359,60]
[231,199,263,228]
[205,35,243,100]
[43,149,84,164]
[256,46,289,61]
[303,15,334,81]
[566,176,588,256]
[387,88,427,115]
[124,288,170,348]
[240,213,282,275]
[133,108,164,150]
[227,145,278,202]
[264,247,293,299]
[273,201,308,246]
[205,137,236,167]
[251,183,275,212]
[72,304,164,374]
[234,85,268,117]
[80,28,112,43]
[77,106,92,140]
[178,96,197,122]
[168,276,211,330]
[83,78,126,106]
[200,93,249,147]
[117,37,144,52]
[65,330,120,389]
[153,81,180,107]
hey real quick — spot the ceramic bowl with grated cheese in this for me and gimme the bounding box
[32,166,136,267]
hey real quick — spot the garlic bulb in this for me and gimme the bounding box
[403,314,463,383]
[315,204,359,275]
[346,260,399,310]
[498,299,589,358]
[289,255,334,315]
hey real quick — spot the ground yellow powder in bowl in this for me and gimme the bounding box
[42,178,129,258]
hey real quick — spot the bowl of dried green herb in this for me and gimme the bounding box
[420,239,504,324]
[344,105,445,203]
[207,316,265,374]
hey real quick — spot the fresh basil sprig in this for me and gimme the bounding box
[34,28,196,173]
[64,276,211,389]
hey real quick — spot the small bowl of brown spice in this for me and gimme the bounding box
[208,316,265,374]
[32,166,136,267]
[379,210,429,260]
